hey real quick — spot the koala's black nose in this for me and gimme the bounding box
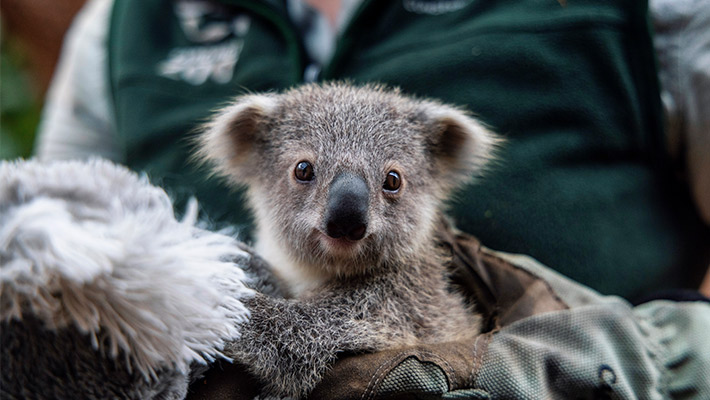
[325,173,369,241]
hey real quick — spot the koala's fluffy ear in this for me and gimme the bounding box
[423,103,501,189]
[195,94,278,184]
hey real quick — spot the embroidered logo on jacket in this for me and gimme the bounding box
[403,0,472,15]
[157,0,251,85]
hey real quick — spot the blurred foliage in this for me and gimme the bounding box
[1,29,43,161]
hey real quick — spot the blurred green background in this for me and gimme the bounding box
[1,30,42,161]
[1,0,87,161]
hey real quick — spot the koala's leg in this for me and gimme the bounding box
[225,293,374,398]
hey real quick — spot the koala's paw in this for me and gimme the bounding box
[225,294,348,398]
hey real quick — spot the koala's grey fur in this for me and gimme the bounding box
[197,83,499,398]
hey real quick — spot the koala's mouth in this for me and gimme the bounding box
[316,230,364,254]
[307,229,381,276]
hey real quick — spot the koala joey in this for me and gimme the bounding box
[196,83,499,398]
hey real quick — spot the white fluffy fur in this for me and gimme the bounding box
[0,158,254,379]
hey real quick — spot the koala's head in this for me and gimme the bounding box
[197,83,498,279]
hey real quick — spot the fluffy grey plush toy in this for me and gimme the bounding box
[0,158,255,399]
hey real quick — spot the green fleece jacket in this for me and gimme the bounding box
[108,0,708,300]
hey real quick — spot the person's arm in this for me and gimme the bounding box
[34,0,122,163]
[652,0,710,225]
[700,269,710,297]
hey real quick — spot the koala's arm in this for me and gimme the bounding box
[235,242,289,298]
[225,292,375,398]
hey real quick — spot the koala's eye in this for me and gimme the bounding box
[383,171,401,193]
[294,161,315,182]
